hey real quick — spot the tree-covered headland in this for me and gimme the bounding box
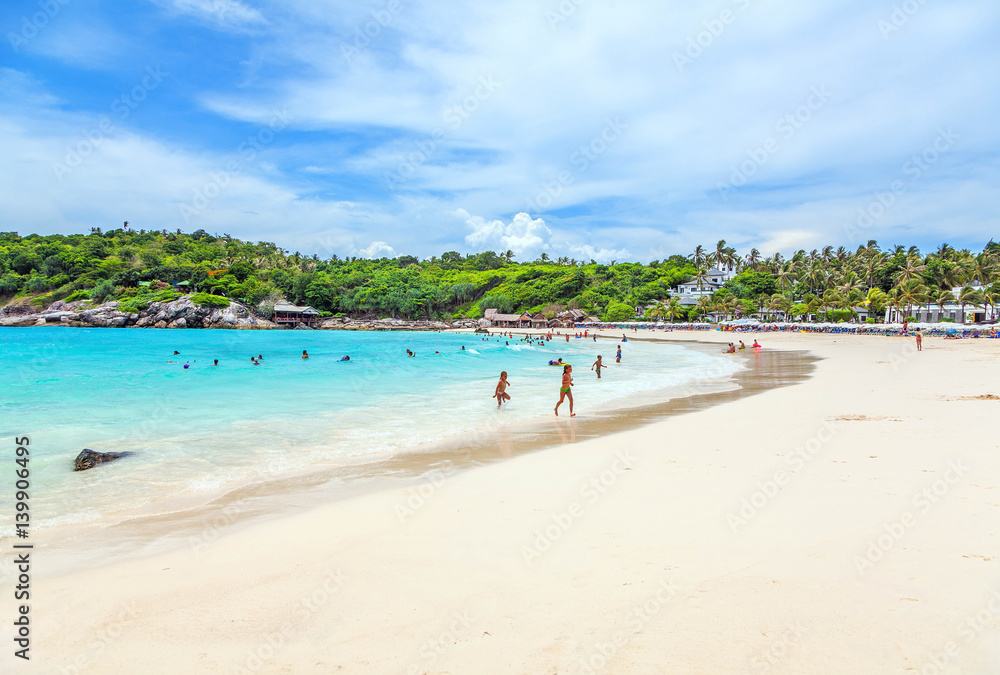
[0,229,997,323]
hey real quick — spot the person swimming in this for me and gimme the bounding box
[173,350,180,355]
[212,359,219,366]
[302,350,309,359]
[548,358,564,366]
[339,355,350,361]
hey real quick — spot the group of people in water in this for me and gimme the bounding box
[723,340,762,353]
[170,350,351,368]
[494,332,635,417]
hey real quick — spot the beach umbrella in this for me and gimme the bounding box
[945,328,958,335]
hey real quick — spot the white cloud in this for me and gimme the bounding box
[156,0,266,29]
[4,0,1000,261]
[358,241,397,259]
[462,210,551,259]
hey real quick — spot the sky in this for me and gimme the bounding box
[1,0,998,262]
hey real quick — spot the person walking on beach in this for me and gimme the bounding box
[555,365,574,417]
[494,371,511,408]
[592,355,604,379]
[915,330,922,352]
[616,345,622,363]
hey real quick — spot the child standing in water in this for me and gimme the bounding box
[555,365,575,417]
[494,371,511,408]
[591,355,604,379]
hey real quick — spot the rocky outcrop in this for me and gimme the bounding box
[315,316,457,331]
[74,448,133,471]
[0,295,277,330]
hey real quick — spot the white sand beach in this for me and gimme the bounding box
[22,331,1000,673]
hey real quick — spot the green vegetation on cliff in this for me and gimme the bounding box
[0,229,693,321]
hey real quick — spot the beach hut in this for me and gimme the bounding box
[487,312,532,328]
[273,303,320,326]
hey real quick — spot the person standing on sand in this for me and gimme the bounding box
[616,345,622,363]
[555,365,574,416]
[915,330,922,351]
[494,371,511,408]
[592,355,603,379]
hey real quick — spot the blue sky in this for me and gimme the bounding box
[1,0,998,262]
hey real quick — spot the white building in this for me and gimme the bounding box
[673,266,737,306]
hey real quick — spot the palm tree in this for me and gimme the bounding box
[690,245,707,268]
[894,279,929,321]
[695,295,713,322]
[934,289,954,322]
[893,256,927,285]
[712,240,737,272]
[958,286,982,323]
[667,297,685,323]
[692,265,710,292]
[744,248,761,271]
[768,293,791,321]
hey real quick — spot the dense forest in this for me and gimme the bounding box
[1,229,997,322]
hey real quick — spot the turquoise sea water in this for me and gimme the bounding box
[0,328,740,528]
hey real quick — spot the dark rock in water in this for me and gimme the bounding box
[74,448,133,471]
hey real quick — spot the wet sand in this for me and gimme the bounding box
[36,342,815,574]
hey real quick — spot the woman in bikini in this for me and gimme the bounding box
[555,364,575,417]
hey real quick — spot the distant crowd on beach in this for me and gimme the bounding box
[583,321,999,338]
